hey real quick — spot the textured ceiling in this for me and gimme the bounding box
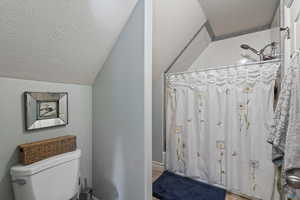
[0,0,138,85]
[199,0,279,37]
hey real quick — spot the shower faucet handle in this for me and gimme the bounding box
[280,27,291,40]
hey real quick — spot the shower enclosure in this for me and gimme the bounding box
[164,60,281,199]
[160,0,286,199]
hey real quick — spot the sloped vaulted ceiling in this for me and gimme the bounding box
[0,0,138,85]
[153,0,207,78]
[199,0,279,38]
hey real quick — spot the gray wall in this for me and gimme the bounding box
[93,1,146,200]
[0,77,93,200]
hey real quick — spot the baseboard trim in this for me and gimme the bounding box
[152,161,164,168]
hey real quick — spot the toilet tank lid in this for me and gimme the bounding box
[11,149,81,177]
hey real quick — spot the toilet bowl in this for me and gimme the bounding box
[11,149,81,200]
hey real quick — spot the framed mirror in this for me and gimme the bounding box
[24,92,68,130]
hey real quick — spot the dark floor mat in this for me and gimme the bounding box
[153,171,226,200]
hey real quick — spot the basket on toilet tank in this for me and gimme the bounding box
[11,149,81,200]
[19,135,76,165]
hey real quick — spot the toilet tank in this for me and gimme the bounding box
[11,149,81,200]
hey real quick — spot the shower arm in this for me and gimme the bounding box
[260,43,275,54]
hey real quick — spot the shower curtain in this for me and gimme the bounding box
[166,63,280,199]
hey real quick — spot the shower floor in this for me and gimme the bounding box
[152,165,249,200]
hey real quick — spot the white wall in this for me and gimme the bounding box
[93,1,150,199]
[270,6,281,56]
[152,0,208,162]
[190,29,273,70]
[0,78,92,200]
[168,27,211,73]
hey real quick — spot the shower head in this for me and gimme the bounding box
[241,44,250,50]
[240,42,278,61]
[240,44,259,55]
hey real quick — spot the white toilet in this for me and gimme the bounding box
[11,149,81,200]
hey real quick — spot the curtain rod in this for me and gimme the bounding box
[165,59,281,77]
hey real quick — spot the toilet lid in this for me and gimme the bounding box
[11,149,81,177]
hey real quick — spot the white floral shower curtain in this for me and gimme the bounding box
[166,63,280,199]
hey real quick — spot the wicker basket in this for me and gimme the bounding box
[19,135,77,165]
